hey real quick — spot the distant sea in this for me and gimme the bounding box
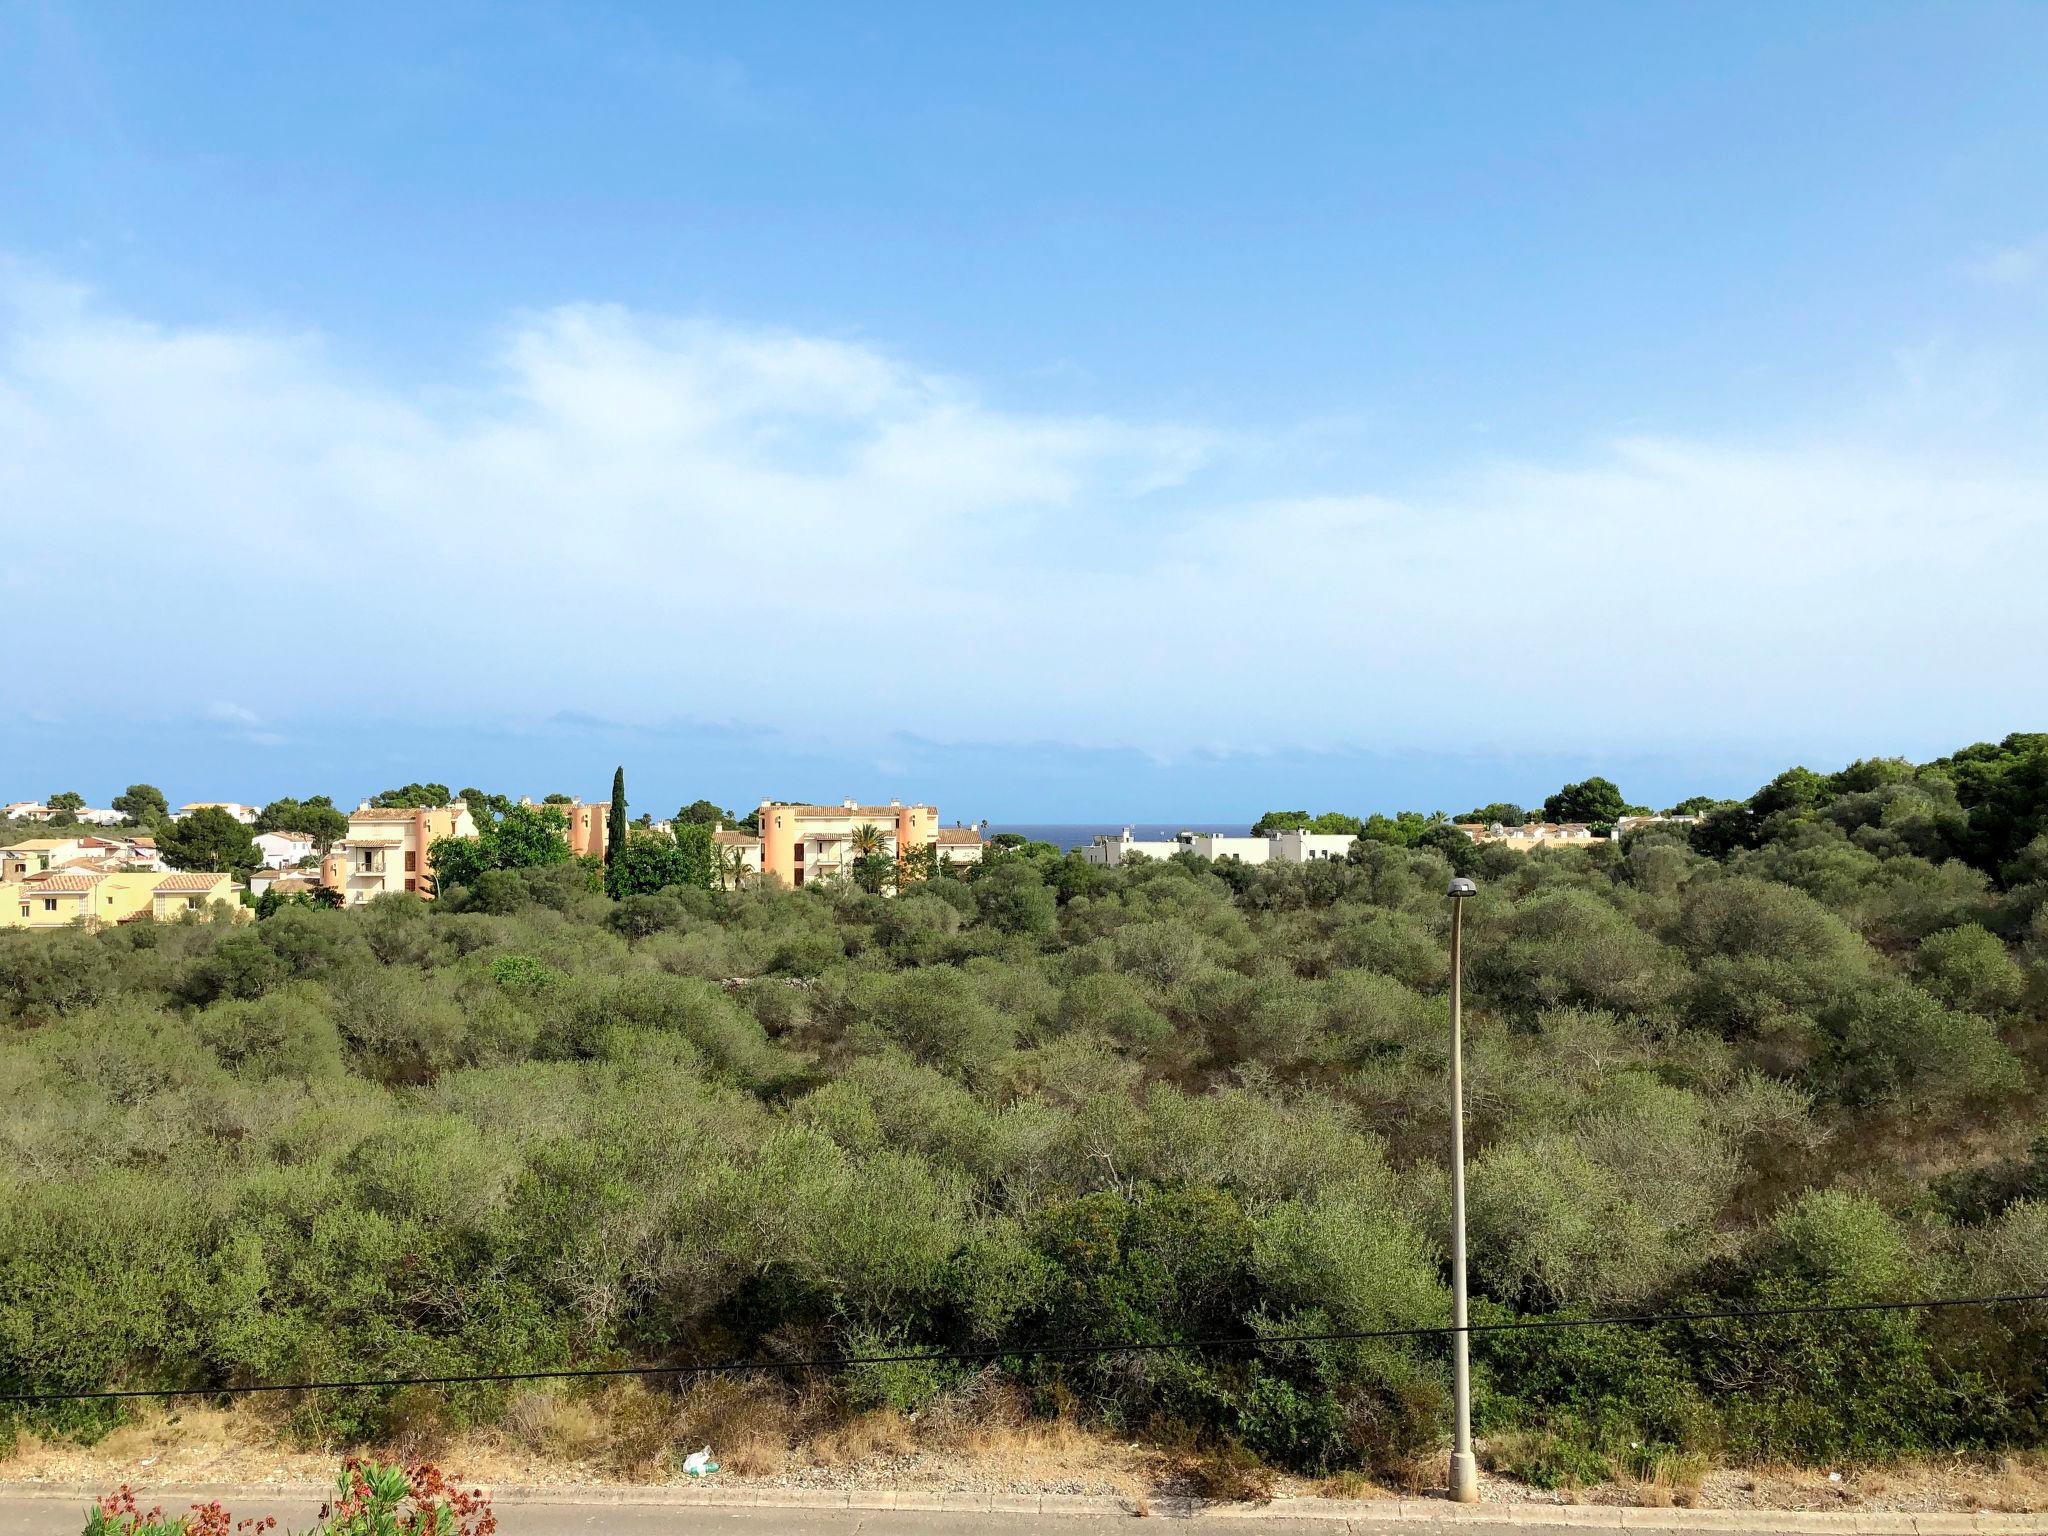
[985,823,1246,853]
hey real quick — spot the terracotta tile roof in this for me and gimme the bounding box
[351,807,428,822]
[4,838,72,851]
[712,829,762,846]
[784,804,935,819]
[155,873,230,892]
[28,874,101,892]
[131,836,157,847]
[933,827,984,845]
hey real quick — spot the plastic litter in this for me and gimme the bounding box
[1827,1472,1842,1483]
[683,1447,720,1477]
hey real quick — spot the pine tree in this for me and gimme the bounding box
[607,766,628,867]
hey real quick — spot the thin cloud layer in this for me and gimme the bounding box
[1,265,2042,759]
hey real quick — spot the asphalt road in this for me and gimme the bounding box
[0,1489,1971,1536]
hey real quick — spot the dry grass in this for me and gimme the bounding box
[1986,1451,2048,1513]
[468,1371,1147,1494]
[805,1409,916,1468]
[1314,1467,1389,1500]
[1684,1453,2048,1514]
[6,1396,2043,1514]
[1176,1439,1275,1504]
[0,1405,332,1488]
[1619,1447,1708,1508]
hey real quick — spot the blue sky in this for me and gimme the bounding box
[2,2,2045,820]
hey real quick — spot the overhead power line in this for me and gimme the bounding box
[4,1288,2044,1407]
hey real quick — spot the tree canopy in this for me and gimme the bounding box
[607,767,628,869]
[1542,776,1631,825]
[369,782,453,809]
[1250,810,1366,836]
[1461,802,1529,826]
[606,825,715,898]
[110,783,167,824]
[158,805,262,876]
[254,795,349,849]
[429,802,573,891]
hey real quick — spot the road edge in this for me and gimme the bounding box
[0,1481,2041,1533]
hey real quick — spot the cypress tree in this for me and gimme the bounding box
[607,765,628,867]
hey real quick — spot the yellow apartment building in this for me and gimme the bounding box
[321,801,480,903]
[754,799,991,886]
[2,870,239,928]
[1454,821,1600,850]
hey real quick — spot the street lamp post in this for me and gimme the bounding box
[1446,874,1480,1503]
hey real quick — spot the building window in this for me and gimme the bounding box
[793,842,804,862]
[405,878,417,892]
[43,898,57,911]
[404,850,417,872]
[187,897,201,910]
[793,868,804,886]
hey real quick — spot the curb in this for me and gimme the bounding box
[2,1481,2042,1533]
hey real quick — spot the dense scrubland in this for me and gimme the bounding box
[3,737,2046,1490]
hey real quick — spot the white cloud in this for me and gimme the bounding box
[1,265,2043,759]
[1964,233,2048,288]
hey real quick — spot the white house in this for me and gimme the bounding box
[1612,814,1700,839]
[1082,827,1188,867]
[3,803,53,823]
[177,802,261,825]
[711,824,765,873]
[1266,829,1359,862]
[933,825,987,866]
[249,868,322,900]
[253,829,318,868]
[1183,833,1272,864]
[75,808,127,826]
[1084,826,1363,868]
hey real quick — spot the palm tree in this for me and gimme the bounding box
[717,845,750,892]
[848,823,891,893]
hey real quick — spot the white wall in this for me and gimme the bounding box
[1186,834,1271,863]
[1267,830,1358,863]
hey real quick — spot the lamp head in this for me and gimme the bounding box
[1447,877,1478,899]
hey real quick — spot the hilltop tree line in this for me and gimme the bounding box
[10,778,755,890]
[0,735,2043,1486]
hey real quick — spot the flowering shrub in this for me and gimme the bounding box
[317,1458,496,1536]
[84,1463,492,1536]
[85,1488,273,1536]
